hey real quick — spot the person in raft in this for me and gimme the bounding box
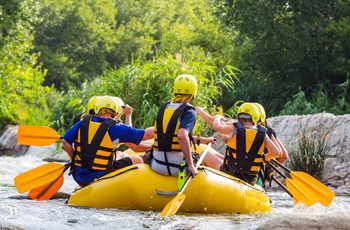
[147,74,216,178]
[195,102,281,185]
[252,102,288,187]
[61,95,154,186]
[72,96,100,126]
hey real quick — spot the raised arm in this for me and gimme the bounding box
[212,115,234,137]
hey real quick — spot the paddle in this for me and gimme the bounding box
[17,125,62,146]
[14,162,71,194]
[17,110,127,146]
[27,162,71,200]
[271,158,335,206]
[28,173,64,200]
[267,161,319,206]
[270,175,299,205]
[160,142,212,217]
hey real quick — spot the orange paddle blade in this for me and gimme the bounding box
[14,163,65,193]
[160,193,186,217]
[285,178,319,206]
[28,173,64,200]
[17,125,61,146]
[291,171,335,206]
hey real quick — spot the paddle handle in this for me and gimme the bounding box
[179,142,212,193]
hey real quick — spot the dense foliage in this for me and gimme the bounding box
[0,0,52,130]
[214,0,350,116]
[1,0,349,132]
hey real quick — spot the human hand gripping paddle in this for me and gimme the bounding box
[160,142,212,217]
[270,158,335,206]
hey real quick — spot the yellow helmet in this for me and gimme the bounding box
[237,103,260,124]
[253,102,266,126]
[87,96,100,114]
[94,95,118,116]
[111,97,125,114]
[174,74,198,98]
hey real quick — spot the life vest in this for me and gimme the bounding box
[258,123,277,187]
[152,101,195,175]
[74,114,116,171]
[222,122,266,176]
[153,101,194,152]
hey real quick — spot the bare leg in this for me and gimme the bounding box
[115,151,130,160]
[129,155,143,164]
[201,151,223,170]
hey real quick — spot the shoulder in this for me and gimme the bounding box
[182,107,196,118]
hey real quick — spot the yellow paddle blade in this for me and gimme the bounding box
[293,197,299,205]
[14,163,65,193]
[291,171,335,206]
[285,178,319,206]
[160,193,186,217]
[270,159,335,207]
[28,173,64,200]
[17,125,61,146]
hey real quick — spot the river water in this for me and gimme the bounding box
[1,146,349,230]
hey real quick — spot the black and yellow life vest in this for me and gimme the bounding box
[153,101,194,152]
[152,101,195,176]
[258,123,277,187]
[222,122,266,176]
[74,114,116,171]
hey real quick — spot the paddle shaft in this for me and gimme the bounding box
[270,159,292,173]
[270,173,293,198]
[159,142,212,217]
[179,142,212,193]
[267,161,287,180]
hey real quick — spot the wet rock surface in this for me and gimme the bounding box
[257,212,350,230]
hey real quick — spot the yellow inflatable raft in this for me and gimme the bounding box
[67,163,271,214]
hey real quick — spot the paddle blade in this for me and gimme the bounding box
[28,173,64,200]
[293,197,299,205]
[291,171,335,206]
[17,125,61,146]
[14,163,65,193]
[160,193,186,217]
[285,178,319,206]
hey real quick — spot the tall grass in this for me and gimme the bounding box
[287,123,333,180]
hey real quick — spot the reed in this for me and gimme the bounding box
[287,123,333,180]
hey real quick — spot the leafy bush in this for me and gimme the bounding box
[280,79,350,116]
[51,53,238,136]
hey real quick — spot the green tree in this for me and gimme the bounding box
[0,0,52,129]
[52,53,238,135]
[213,0,350,115]
[33,0,117,91]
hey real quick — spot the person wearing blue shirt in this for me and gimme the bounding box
[61,95,154,186]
